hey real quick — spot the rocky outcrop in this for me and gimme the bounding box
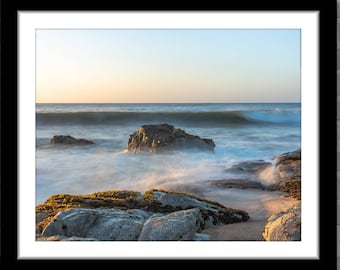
[274,149,301,179]
[36,189,249,241]
[220,149,301,198]
[267,149,301,199]
[127,124,215,153]
[262,149,301,241]
[50,135,94,145]
[262,202,301,241]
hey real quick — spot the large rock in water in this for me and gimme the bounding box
[127,124,215,153]
[51,135,94,145]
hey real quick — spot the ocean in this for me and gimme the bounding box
[36,103,301,205]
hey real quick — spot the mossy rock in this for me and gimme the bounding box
[36,188,249,236]
[36,190,144,234]
[143,189,249,229]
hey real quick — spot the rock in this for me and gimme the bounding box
[260,149,301,241]
[227,160,272,173]
[37,235,98,241]
[36,188,249,241]
[36,212,48,223]
[144,189,249,229]
[208,179,265,190]
[275,149,301,164]
[127,124,215,153]
[37,235,66,241]
[262,202,301,241]
[138,209,200,240]
[266,176,301,200]
[42,208,147,240]
[216,149,301,199]
[193,233,210,241]
[266,149,301,199]
[50,135,94,145]
[62,236,98,241]
[147,190,220,212]
[274,149,301,179]
[36,190,144,236]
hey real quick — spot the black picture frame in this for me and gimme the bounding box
[1,0,337,267]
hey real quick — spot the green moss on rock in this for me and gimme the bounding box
[36,188,249,237]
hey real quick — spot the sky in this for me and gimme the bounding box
[36,29,300,103]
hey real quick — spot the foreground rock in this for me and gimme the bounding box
[42,208,146,240]
[50,135,94,145]
[262,149,301,241]
[127,124,215,153]
[138,209,200,240]
[36,189,249,241]
[262,202,301,241]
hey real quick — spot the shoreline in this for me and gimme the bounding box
[36,149,301,241]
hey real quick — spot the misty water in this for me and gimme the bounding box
[36,103,301,205]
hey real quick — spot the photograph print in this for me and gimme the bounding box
[35,28,301,241]
[17,11,320,259]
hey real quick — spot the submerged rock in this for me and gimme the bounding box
[208,179,265,190]
[127,124,215,153]
[227,160,272,173]
[50,135,94,145]
[262,202,301,241]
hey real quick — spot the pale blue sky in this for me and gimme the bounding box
[36,29,300,103]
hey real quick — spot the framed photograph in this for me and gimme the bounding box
[4,4,334,265]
